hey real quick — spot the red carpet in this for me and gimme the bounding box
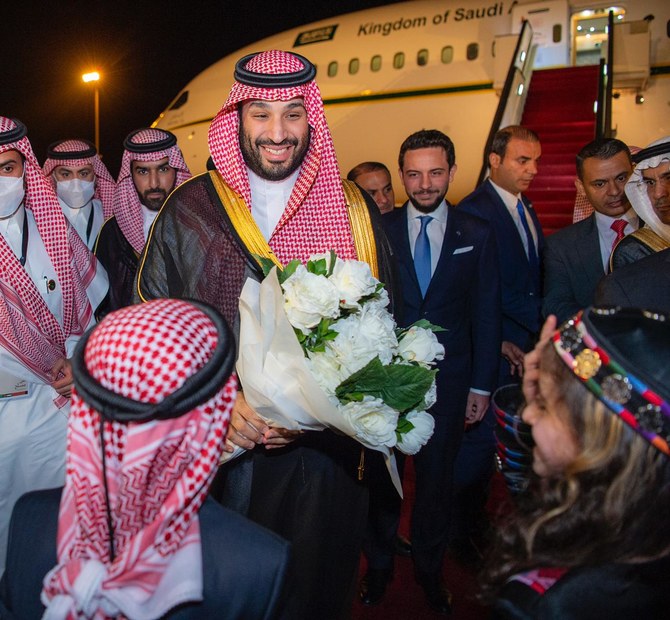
[521,66,600,235]
[351,458,513,619]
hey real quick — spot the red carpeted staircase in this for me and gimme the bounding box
[521,66,600,235]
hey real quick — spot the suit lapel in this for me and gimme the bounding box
[576,215,606,283]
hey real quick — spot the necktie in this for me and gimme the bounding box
[610,219,627,250]
[516,200,538,269]
[414,215,433,297]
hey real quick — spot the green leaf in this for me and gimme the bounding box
[278,259,300,284]
[307,256,328,276]
[327,249,337,276]
[408,319,447,333]
[335,357,436,413]
[253,255,281,278]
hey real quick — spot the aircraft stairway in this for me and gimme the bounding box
[521,65,600,235]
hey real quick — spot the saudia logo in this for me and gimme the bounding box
[294,25,339,47]
[358,2,505,37]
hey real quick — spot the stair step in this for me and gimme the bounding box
[531,175,577,189]
[539,164,577,176]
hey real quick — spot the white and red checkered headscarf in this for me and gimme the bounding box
[113,129,191,254]
[0,118,101,400]
[208,50,357,265]
[41,299,237,620]
[43,139,117,219]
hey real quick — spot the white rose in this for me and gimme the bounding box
[329,259,379,310]
[341,396,398,447]
[306,350,346,395]
[396,410,435,455]
[282,264,341,334]
[397,326,445,367]
[363,286,390,314]
[329,307,398,376]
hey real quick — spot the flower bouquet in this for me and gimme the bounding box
[234,251,444,492]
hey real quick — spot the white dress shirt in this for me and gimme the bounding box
[248,167,300,241]
[406,200,448,277]
[141,204,160,242]
[594,208,639,272]
[489,179,538,258]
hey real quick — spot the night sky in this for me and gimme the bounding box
[6,0,401,176]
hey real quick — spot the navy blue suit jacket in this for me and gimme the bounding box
[458,180,544,351]
[382,203,501,418]
[0,489,291,620]
[542,213,605,323]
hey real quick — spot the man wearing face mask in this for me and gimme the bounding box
[42,139,116,250]
[95,128,190,316]
[0,117,108,575]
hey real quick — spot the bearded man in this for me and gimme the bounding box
[610,136,670,268]
[136,50,395,619]
[95,128,190,316]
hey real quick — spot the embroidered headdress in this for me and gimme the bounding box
[553,307,670,456]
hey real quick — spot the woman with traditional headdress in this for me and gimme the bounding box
[482,307,670,618]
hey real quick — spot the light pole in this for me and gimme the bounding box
[82,71,101,153]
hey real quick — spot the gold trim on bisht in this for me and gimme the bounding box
[209,170,283,269]
[629,227,670,253]
[342,179,379,280]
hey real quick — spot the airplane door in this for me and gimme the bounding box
[512,0,570,68]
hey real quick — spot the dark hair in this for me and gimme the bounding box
[575,138,632,180]
[490,125,540,159]
[346,161,391,182]
[398,129,455,170]
[480,345,670,601]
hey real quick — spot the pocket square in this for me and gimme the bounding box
[453,246,474,255]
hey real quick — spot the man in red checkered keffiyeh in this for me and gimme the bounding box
[95,128,190,317]
[43,139,116,249]
[0,299,290,619]
[0,116,108,575]
[136,50,397,618]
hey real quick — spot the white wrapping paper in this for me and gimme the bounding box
[229,268,401,495]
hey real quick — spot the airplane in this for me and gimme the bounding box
[152,0,670,207]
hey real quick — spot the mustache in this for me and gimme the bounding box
[255,138,299,148]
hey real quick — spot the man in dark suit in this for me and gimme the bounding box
[543,138,637,323]
[378,129,501,614]
[454,126,543,565]
[595,246,670,312]
[459,125,544,381]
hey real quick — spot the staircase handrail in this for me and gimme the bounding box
[476,19,534,188]
[596,10,615,138]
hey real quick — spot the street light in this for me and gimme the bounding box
[82,71,101,153]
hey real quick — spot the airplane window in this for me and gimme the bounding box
[393,52,405,69]
[466,43,479,61]
[349,58,360,75]
[417,49,429,66]
[168,90,189,111]
[441,46,453,64]
[328,61,338,77]
[371,55,382,72]
[553,24,562,43]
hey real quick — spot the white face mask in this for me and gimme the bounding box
[57,179,95,209]
[0,173,25,219]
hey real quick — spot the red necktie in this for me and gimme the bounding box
[611,219,627,250]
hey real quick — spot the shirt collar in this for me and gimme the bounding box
[407,199,448,223]
[488,178,521,211]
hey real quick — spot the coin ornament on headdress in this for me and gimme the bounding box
[552,307,670,457]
